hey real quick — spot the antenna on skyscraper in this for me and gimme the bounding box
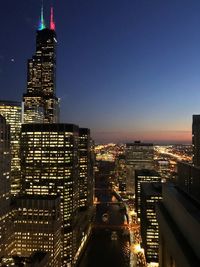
[50,6,56,31]
[38,0,46,30]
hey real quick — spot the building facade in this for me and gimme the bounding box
[135,169,161,218]
[0,100,21,195]
[78,128,94,209]
[20,123,80,266]
[0,115,11,257]
[23,8,59,124]
[140,182,162,264]
[10,195,61,267]
[125,141,154,193]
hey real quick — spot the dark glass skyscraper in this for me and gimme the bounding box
[23,7,59,123]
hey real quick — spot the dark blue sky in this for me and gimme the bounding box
[1,0,200,143]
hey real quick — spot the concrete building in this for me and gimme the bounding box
[125,141,154,193]
[0,100,21,195]
[140,182,162,264]
[135,169,161,218]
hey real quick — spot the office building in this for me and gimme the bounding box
[125,141,154,193]
[23,7,59,124]
[79,128,94,209]
[0,115,11,257]
[21,123,80,266]
[140,182,162,264]
[10,195,61,267]
[0,100,21,195]
[135,169,161,217]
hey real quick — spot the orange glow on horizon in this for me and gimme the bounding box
[94,130,192,143]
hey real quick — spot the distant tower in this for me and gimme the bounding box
[192,115,200,166]
[23,5,59,123]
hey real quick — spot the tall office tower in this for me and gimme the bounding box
[125,141,154,193]
[0,100,21,195]
[140,182,162,265]
[0,115,11,257]
[21,123,79,266]
[10,195,61,267]
[23,7,59,124]
[79,128,94,209]
[135,169,161,218]
[72,129,94,265]
[192,114,200,166]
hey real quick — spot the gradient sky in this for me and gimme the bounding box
[1,0,200,143]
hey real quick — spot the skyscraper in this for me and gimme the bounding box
[135,169,161,218]
[79,128,94,209]
[20,123,79,266]
[0,115,11,257]
[0,100,21,195]
[140,182,162,264]
[23,6,59,124]
[192,114,200,166]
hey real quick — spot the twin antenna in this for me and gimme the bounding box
[38,3,55,31]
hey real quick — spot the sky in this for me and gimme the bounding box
[1,0,200,143]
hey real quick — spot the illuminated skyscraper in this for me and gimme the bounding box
[135,169,161,218]
[0,100,21,195]
[140,182,162,264]
[0,115,11,257]
[21,123,79,266]
[79,128,94,209]
[23,6,59,124]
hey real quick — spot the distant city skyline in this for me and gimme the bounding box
[1,0,200,143]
